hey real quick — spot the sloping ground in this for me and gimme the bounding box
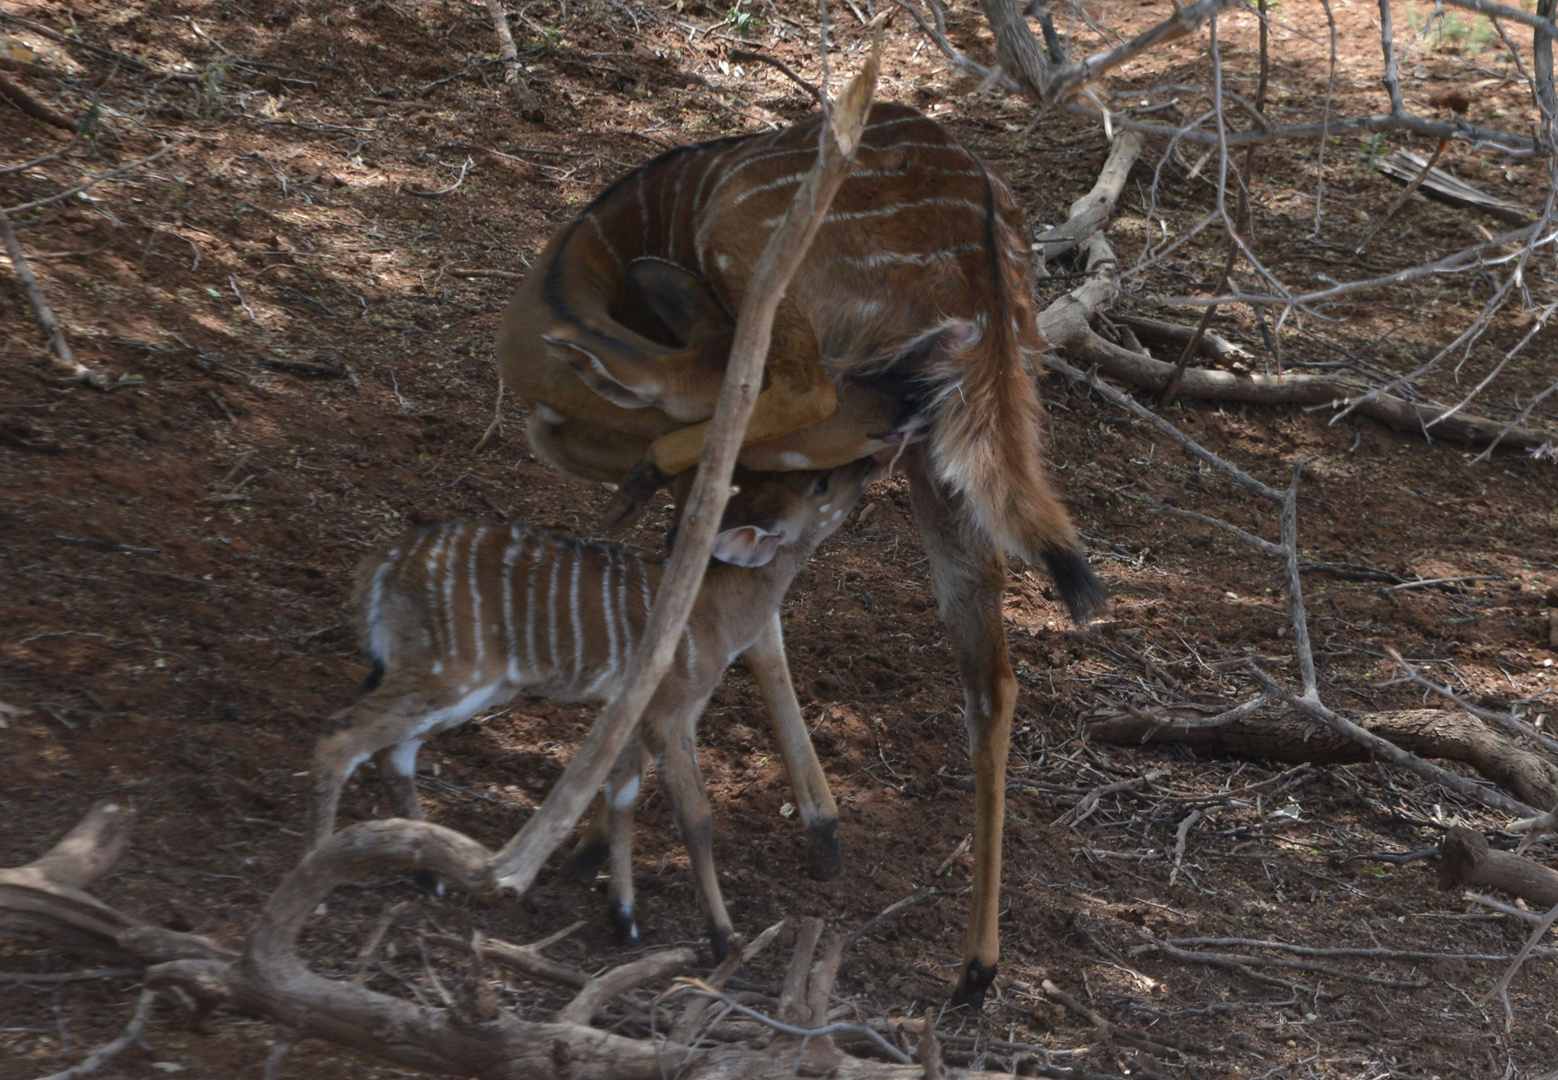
[2,0,1557,1077]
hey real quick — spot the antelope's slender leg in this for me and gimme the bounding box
[650,721,734,960]
[602,741,649,947]
[375,740,427,822]
[904,448,1018,1010]
[740,612,842,880]
[373,739,446,896]
[307,686,484,853]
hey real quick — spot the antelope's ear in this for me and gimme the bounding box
[712,525,784,567]
[626,258,732,344]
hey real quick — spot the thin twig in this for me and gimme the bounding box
[3,139,188,215]
[0,207,109,389]
[32,989,155,1080]
[483,0,542,119]
[1480,899,1558,1030]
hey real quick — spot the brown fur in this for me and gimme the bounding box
[495,102,1091,575]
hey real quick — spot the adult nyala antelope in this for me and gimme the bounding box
[306,458,881,956]
[497,101,1108,1007]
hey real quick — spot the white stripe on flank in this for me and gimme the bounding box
[862,112,932,135]
[362,549,397,666]
[682,625,698,678]
[760,197,985,229]
[601,551,618,680]
[634,170,649,240]
[635,555,653,632]
[846,165,984,182]
[524,533,541,675]
[443,523,463,662]
[667,157,687,263]
[547,538,562,673]
[858,138,970,155]
[569,544,584,681]
[423,529,448,658]
[586,213,624,271]
[501,527,523,682]
[615,549,632,668]
[693,142,739,211]
[705,145,816,202]
[833,244,985,271]
[733,169,809,204]
[468,526,487,668]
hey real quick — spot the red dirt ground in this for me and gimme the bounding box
[3,0,1557,1077]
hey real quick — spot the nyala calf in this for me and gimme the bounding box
[306,458,881,955]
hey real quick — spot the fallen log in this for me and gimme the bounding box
[1440,827,1558,908]
[1088,707,1558,813]
[1041,331,1556,453]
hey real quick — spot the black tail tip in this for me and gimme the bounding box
[1043,548,1108,626]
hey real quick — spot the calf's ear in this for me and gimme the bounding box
[712,525,784,567]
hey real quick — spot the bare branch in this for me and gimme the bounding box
[483,28,886,898]
[482,0,543,120]
[556,947,696,1025]
[31,989,156,1080]
[3,138,188,215]
[0,208,110,389]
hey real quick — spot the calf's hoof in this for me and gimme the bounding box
[610,901,641,948]
[708,923,733,964]
[412,869,445,899]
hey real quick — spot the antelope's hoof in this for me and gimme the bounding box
[804,819,843,881]
[601,462,670,533]
[610,902,641,948]
[949,959,996,1012]
[412,869,445,899]
[708,923,733,964]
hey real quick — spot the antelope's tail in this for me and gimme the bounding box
[924,316,1108,626]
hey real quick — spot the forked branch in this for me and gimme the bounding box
[4,812,1010,1079]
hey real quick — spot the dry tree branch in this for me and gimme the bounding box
[32,989,157,1080]
[482,0,542,121]
[1248,672,1539,819]
[2,138,188,215]
[5,809,1013,1078]
[0,70,74,130]
[556,947,698,1025]
[0,208,110,389]
[1386,648,1558,758]
[1441,828,1558,907]
[1046,337,1557,452]
[728,48,824,105]
[482,22,887,898]
[1090,706,1558,813]
[0,802,234,966]
[1483,899,1558,1030]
